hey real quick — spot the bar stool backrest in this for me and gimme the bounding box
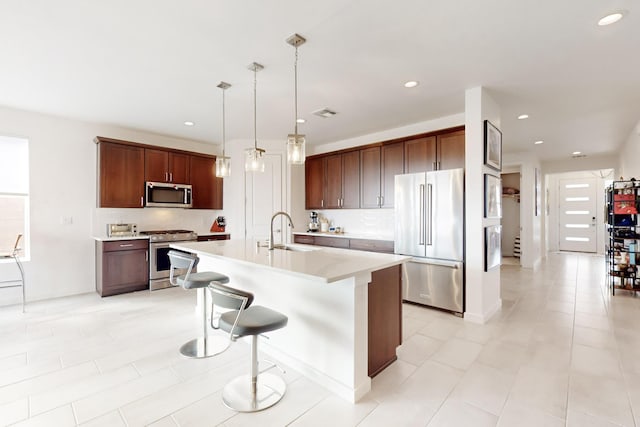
[168,250,198,286]
[208,283,255,339]
[12,234,22,257]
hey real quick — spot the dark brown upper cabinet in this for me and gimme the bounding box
[305,156,325,209]
[326,151,360,209]
[97,140,145,208]
[190,154,223,209]
[361,142,403,208]
[404,129,465,172]
[145,148,190,184]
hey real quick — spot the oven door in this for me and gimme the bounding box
[149,242,191,289]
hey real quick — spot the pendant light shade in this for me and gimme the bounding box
[245,62,266,173]
[215,81,231,178]
[286,33,306,165]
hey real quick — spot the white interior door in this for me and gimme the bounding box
[244,153,283,242]
[558,177,597,252]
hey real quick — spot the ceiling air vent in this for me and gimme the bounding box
[572,153,587,159]
[313,108,337,118]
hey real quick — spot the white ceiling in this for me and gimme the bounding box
[1,0,638,162]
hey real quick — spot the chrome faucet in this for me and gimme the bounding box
[269,211,295,250]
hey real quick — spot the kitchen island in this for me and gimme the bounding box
[170,239,409,402]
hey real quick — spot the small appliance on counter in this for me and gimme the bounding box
[210,216,226,232]
[308,211,319,232]
[107,223,138,237]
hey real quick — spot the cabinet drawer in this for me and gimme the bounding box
[314,236,350,248]
[349,239,394,253]
[293,235,315,244]
[103,239,149,252]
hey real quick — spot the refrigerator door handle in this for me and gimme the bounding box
[427,183,433,246]
[419,184,425,245]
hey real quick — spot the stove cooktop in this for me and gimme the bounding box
[140,229,194,235]
[140,229,197,242]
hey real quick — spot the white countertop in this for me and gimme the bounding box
[92,235,150,242]
[293,231,393,241]
[170,239,409,283]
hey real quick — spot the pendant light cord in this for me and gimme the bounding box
[221,88,226,157]
[253,67,257,150]
[294,46,298,137]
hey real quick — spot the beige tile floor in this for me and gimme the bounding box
[1,252,639,426]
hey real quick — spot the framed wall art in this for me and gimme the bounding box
[485,225,502,271]
[484,173,502,218]
[484,120,502,171]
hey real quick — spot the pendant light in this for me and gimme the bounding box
[286,33,306,165]
[215,81,231,177]
[245,62,266,172]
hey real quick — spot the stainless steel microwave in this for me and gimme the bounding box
[145,182,192,208]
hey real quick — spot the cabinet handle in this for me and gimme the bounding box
[321,199,324,208]
[169,172,173,182]
[119,244,134,248]
[338,198,341,207]
[140,196,143,207]
[145,251,148,262]
[432,161,437,170]
[165,172,168,181]
[380,195,384,207]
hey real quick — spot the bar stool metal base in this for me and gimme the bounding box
[222,373,286,412]
[179,335,228,359]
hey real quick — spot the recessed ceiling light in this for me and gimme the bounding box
[534,140,544,145]
[184,121,195,126]
[598,11,625,26]
[572,151,581,155]
[517,114,529,120]
[296,118,306,124]
[404,81,419,88]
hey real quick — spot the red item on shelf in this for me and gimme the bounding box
[614,194,635,201]
[614,202,637,214]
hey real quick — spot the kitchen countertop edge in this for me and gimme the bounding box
[93,235,150,242]
[292,231,393,241]
[170,240,409,284]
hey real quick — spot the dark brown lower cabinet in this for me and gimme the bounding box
[196,234,230,241]
[368,265,402,377]
[96,239,149,297]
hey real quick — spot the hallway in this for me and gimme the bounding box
[0,252,638,426]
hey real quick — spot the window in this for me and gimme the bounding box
[0,136,29,260]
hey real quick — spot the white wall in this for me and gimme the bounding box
[464,87,502,324]
[619,119,640,179]
[309,113,465,156]
[0,106,222,306]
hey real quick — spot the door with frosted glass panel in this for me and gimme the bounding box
[558,178,597,252]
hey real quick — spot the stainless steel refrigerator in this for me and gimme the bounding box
[394,169,464,314]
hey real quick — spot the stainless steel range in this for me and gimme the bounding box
[140,229,197,291]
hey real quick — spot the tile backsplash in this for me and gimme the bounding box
[92,208,223,236]
[310,209,395,240]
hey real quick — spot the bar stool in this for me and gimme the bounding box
[168,250,230,358]
[0,234,25,313]
[208,281,288,412]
